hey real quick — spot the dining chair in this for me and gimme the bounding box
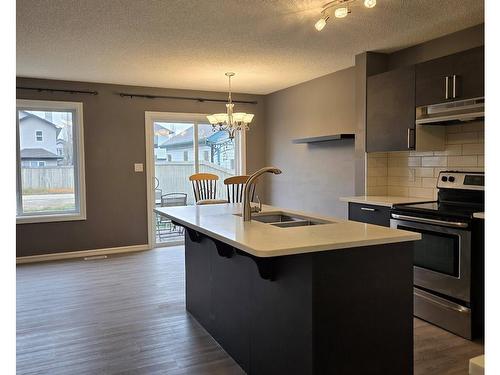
[224,175,256,203]
[189,173,227,205]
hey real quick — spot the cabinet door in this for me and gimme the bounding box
[366,66,416,152]
[416,47,484,106]
[415,54,456,106]
[450,47,484,101]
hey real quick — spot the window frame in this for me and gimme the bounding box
[35,130,43,141]
[16,99,87,224]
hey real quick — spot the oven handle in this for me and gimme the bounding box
[391,213,468,228]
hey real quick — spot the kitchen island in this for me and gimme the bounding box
[155,203,421,375]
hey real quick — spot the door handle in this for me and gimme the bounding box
[445,76,450,99]
[360,207,377,212]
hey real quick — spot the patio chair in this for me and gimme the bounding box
[224,175,256,203]
[189,173,227,205]
[161,192,188,207]
[158,193,188,238]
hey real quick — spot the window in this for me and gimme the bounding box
[29,161,46,167]
[167,154,172,162]
[183,151,189,162]
[16,100,86,223]
[203,150,210,161]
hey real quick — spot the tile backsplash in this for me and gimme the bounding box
[366,121,484,199]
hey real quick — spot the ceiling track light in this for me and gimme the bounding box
[314,0,377,31]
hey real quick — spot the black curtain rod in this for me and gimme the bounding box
[118,92,258,105]
[17,87,99,95]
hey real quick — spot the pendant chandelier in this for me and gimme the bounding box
[207,72,254,139]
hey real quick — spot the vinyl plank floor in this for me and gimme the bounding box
[17,247,483,374]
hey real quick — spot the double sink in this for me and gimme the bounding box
[236,211,333,228]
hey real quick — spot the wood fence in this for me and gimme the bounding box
[21,162,233,203]
[21,167,74,193]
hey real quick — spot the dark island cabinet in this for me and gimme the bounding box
[366,66,416,152]
[415,46,484,106]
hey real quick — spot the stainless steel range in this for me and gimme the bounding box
[391,171,484,339]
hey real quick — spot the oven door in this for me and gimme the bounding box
[390,215,471,302]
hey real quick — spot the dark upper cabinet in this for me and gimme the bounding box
[415,47,484,106]
[366,66,416,153]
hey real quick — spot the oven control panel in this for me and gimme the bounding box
[437,171,484,190]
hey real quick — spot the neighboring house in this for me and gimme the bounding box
[19,111,62,167]
[160,124,235,171]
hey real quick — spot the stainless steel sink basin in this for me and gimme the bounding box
[252,214,302,223]
[271,220,322,228]
[234,211,333,227]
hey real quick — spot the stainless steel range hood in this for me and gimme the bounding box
[416,97,484,125]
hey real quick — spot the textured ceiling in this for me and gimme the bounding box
[17,0,484,94]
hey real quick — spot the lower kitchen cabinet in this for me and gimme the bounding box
[348,202,391,227]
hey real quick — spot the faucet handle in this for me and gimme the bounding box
[256,195,262,212]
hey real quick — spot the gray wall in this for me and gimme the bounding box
[17,78,265,257]
[264,67,356,218]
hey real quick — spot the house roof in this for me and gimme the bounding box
[19,111,62,137]
[154,123,174,137]
[206,130,230,144]
[20,148,62,159]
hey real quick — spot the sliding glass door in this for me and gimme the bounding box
[147,112,245,246]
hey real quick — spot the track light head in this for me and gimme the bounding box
[314,16,329,31]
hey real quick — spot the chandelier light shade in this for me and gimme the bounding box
[207,72,254,139]
[314,0,377,31]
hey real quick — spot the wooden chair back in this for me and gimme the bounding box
[224,175,256,203]
[189,173,219,202]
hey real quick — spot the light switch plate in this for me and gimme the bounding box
[134,163,144,172]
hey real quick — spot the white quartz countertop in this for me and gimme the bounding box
[473,212,484,219]
[340,195,434,208]
[154,203,421,258]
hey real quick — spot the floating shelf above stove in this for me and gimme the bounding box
[292,134,355,144]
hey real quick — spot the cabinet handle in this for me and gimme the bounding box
[360,207,377,212]
[445,76,449,99]
[452,75,458,98]
[407,128,414,150]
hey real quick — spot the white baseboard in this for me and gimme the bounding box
[16,244,151,264]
